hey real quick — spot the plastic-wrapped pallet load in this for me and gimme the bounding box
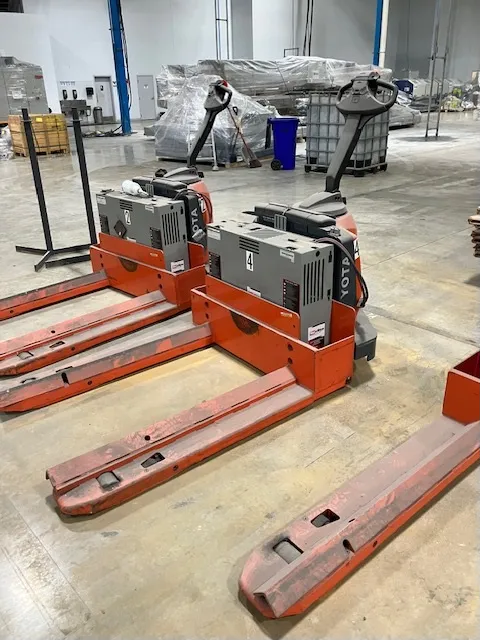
[197,57,392,96]
[305,91,390,176]
[0,126,13,160]
[155,64,198,107]
[389,91,422,128]
[154,74,277,165]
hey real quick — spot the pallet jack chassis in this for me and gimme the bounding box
[239,352,480,618]
[46,275,356,515]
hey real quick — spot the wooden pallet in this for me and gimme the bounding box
[14,147,70,157]
[8,113,70,157]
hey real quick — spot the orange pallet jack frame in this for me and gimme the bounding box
[46,274,356,515]
[0,234,205,382]
[239,352,480,619]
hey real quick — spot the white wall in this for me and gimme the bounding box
[23,0,218,121]
[231,0,254,58]
[385,0,480,79]
[449,0,480,79]
[296,0,377,63]
[24,0,119,118]
[120,0,217,118]
[0,12,60,112]
[252,0,297,58]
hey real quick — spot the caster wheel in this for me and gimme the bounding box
[270,159,282,171]
[155,167,167,177]
[304,165,312,173]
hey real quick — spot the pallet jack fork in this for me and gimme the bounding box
[239,352,480,618]
[0,235,206,408]
[46,274,356,515]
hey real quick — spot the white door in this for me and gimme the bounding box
[137,75,156,120]
[94,76,114,120]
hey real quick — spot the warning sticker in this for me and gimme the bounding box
[307,322,326,347]
[247,286,261,297]
[280,249,295,262]
[96,195,106,205]
[354,239,360,260]
[170,259,185,274]
[207,228,221,241]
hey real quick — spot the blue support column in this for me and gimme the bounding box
[372,0,384,65]
[108,0,131,134]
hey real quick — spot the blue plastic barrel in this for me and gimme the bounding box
[269,117,299,170]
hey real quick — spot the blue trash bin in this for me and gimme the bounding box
[269,117,299,170]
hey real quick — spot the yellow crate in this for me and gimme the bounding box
[9,113,70,156]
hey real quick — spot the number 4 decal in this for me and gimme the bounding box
[245,250,254,271]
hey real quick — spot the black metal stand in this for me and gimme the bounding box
[15,108,96,272]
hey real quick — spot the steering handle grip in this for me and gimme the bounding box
[336,73,398,117]
[212,81,233,111]
[374,78,398,108]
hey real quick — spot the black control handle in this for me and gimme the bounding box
[325,73,398,193]
[188,80,233,167]
[336,74,398,117]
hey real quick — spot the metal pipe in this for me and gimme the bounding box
[107,0,131,135]
[21,108,54,251]
[71,108,97,245]
[378,0,390,67]
[372,0,383,65]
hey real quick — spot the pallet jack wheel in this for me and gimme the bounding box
[270,159,282,171]
[304,165,312,173]
[155,167,167,178]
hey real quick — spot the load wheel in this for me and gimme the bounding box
[270,159,282,171]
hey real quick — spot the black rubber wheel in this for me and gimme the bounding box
[304,165,312,173]
[270,159,282,171]
[380,163,388,172]
[353,170,365,178]
[155,167,167,177]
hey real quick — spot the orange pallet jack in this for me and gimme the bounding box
[46,274,356,514]
[239,352,480,618]
[0,82,234,410]
[0,237,206,411]
[44,72,398,514]
[0,235,205,370]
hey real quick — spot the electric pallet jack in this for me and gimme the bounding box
[239,352,479,618]
[0,81,233,411]
[44,73,401,515]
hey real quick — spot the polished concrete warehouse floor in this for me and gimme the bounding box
[0,114,479,640]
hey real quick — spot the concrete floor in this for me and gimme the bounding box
[0,113,479,640]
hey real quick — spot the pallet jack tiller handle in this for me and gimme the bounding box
[325,72,398,193]
[187,80,233,168]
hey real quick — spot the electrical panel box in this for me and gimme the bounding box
[207,220,334,347]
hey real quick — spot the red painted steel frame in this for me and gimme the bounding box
[0,325,213,412]
[0,237,206,377]
[46,277,356,515]
[239,353,480,618]
[0,234,205,320]
[0,271,109,321]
